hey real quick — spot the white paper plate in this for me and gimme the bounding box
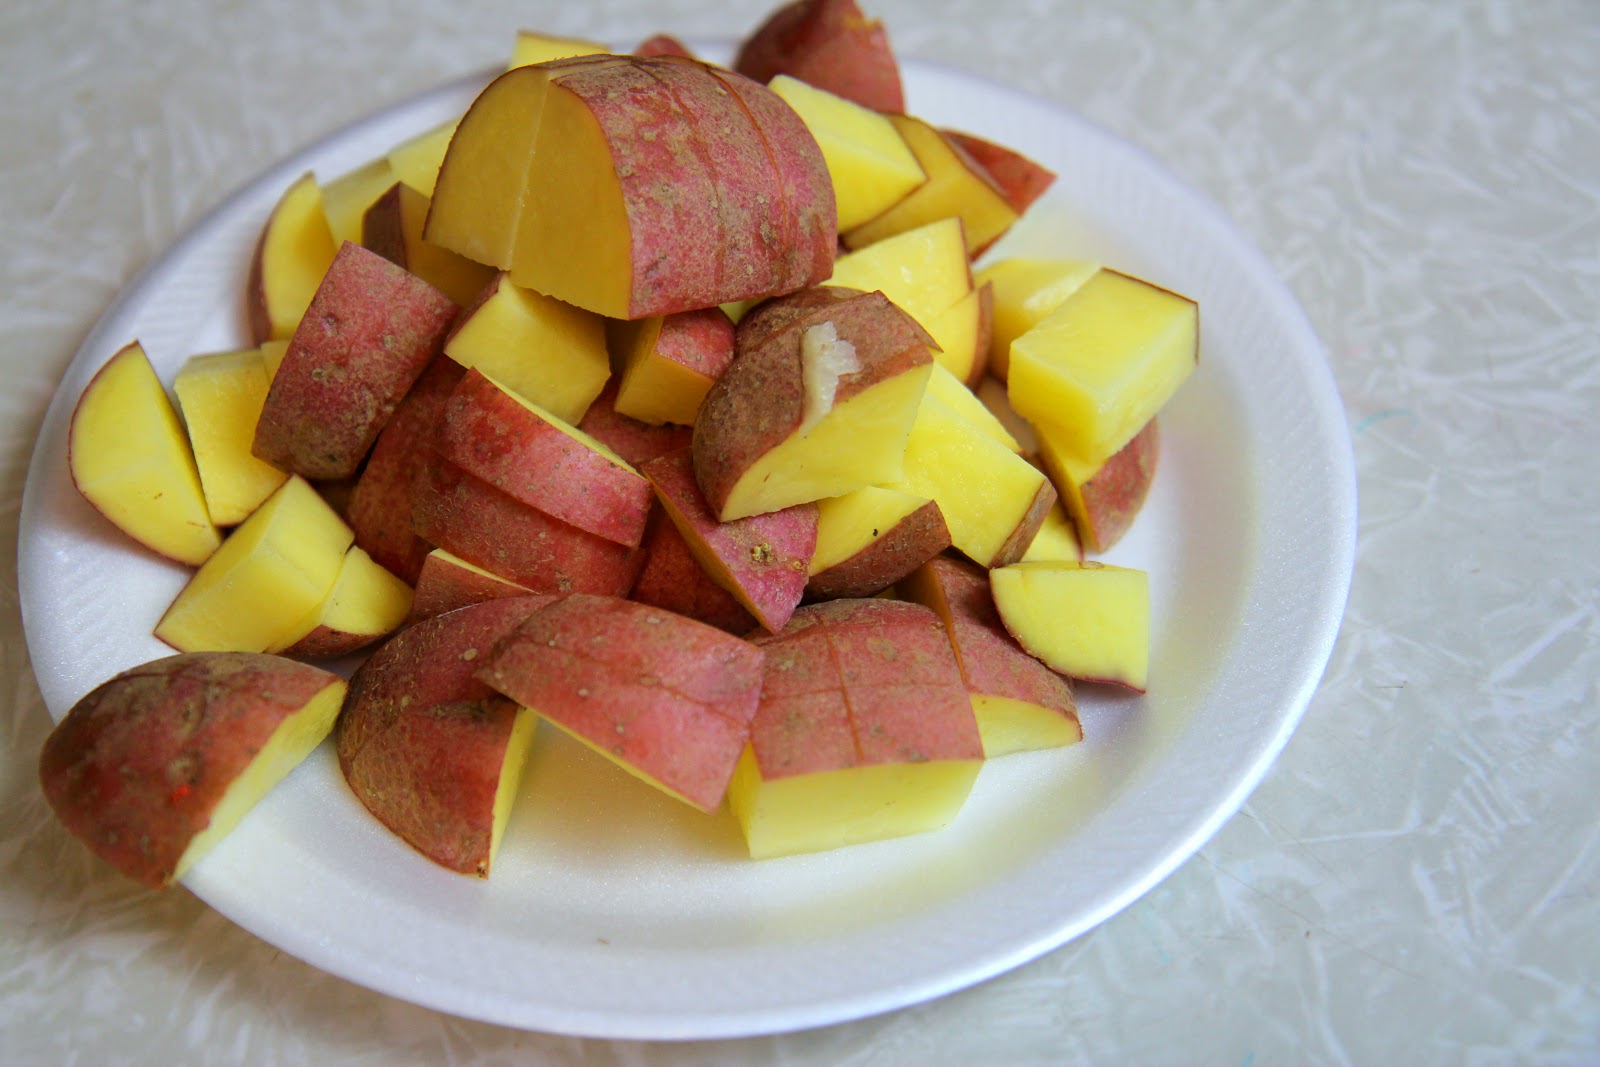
[18,48,1355,1039]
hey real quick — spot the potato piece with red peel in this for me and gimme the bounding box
[900,556,1081,757]
[246,171,338,344]
[428,57,835,320]
[609,307,736,427]
[68,341,221,566]
[385,119,459,198]
[805,486,950,600]
[576,381,694,467]
[442,273,610,427]
[844,116,1019,257]
[253,242,458,481]
[729,598,983,859]
[477,594,766,813]
[174,347,288,527]
[320,157,396,248]
[362,182,494,307]
[39,652,346,889]
[990,560,1151,692]
[629,511,758,635]
[942,130,1057,216]
[155,476,353,654]
[1008,267,1197,469]
[346,355,464,584]
[734,0,905,113]
[337,596,554,876]
[693,287,935,522]
[409,549,533,623]
[274,546,413,659]
[884,393,1056,568]
[411,456,644,597]
[1037,417,1161,554]
[437,369,655,549]
[641,448,815,634]
[633,34,696,59]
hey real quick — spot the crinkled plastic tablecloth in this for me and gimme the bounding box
[2,1,1596,1063]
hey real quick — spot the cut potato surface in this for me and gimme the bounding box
[990,560,1151,692]
[1008,267,1196,467]
[68,341,221,566]
[246,171,338,344]
[974,256,1099,380]
[174,347,287,526]
[805,486,950,600]
[39,652,346,888]
[409,548,533,623]
[274,545,413,658]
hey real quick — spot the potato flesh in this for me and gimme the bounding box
[719,363,931,521]
[768,74,925,231]
[506,30,608,69]
[320,157,396,247]
[443,276,610,426]
[809,485,930,575]
[173,348,287,526]
[363,181,494,306]
[611,310,736,427]
[386,118,459,198]
[489,706,540,866]
[254,172,338,341]
[974,257,1099,380]
[155,476,354,653]
[923,362,1019,452]
[827,217,970,323]
[271,545,412,654]
[844,115,1018,254]
[991,560,1151,691]
[425,65,552,270]
[69,342,221,566]
[885,393,1054,567]
[1008,268,1196,467]
[971,694,1083,759]
[728,746,981,859]
[173,680,346,880]
[1020,504,1083,563]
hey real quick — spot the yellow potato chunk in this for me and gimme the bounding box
[443,273,610,425]
[386,118,460,198]
[248,171,338,342]
[728,748,982,859]
[808,485,932,576]
[972,694,1083,758]
[1007,268,1197,467]
[154,476,355,653]
[768,75,926,231]
[362,181,495,306]
[923,363,1019,452]
[974,257,1099,379]
[884,393,1054,568]
[320,157,397,247]
[69,341,221,565]
[1020,504,1083,563]
[174,348,288,526]
[843,114,1018,254]
[990,560,1151,692]
[829,217,971,324]
[272,545,414,656]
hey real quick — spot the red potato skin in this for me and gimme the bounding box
[577,381,694,467]
[278,622,389,660]
[412,455,645,596]
[804,497,951,601]
[629,510,759,635]
[542,58,835,318]
[943,130,1058,216]
[408,551,532,623]
[476,595,766,812]
[1077,419,1161,553]
[734,0,905,113]
[641,448,816,634]
[703,64,838,291]
[39,652,344,889]
[969,281,995,389]
[653,305,738,382]
[436,369,655,548]
[747,599,981,779]
[692,287,936,519]
[346,355,465,584]
[992,479,1060,569]
[337,596,554,875]
[634,34,697,59]
[904,556,1077,719]
[253,242,459,480]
